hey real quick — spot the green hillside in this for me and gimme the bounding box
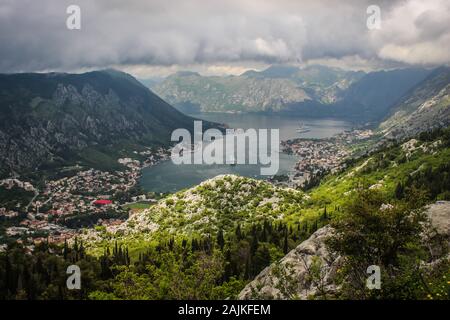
[1,126,449,300]
[73,127,449,299]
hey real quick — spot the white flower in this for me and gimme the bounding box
[380,203,394,211]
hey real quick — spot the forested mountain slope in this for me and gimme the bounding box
[379,67,450,138]
[0,70,208,177]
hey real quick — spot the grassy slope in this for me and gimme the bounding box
[310,142,448,204]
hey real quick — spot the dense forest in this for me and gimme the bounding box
[0,216,327,299]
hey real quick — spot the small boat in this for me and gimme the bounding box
[179,143,201,154]
[296,122,311,133]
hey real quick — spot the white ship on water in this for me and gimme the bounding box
[296,122,311,134]
[173,143,201,156]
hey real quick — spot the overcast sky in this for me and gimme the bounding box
[0,0,449,77]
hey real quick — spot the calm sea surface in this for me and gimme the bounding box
[140,113,351,193]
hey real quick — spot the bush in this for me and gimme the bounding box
[327,187,448,299]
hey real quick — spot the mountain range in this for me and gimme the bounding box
[380,66,450,138]
[0,65,449,300]
[151,65,432,121]
[1,65,449,178]
[0,70,213,178]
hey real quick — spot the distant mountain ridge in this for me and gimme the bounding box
[152,65,432,122]
[336,67,431,120]
[379,66,450,138]
[152,65,363,114]
[0,70,208,177]
[152,68,312,113]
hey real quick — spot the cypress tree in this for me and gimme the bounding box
[321,206,328,221]
[63,239,68,260]
[250,234,259,255]
[395,182,404,199]
[235,224,242,240]
[79,241,85,260]
[261,223,267,242]
[283,229,289,254]
[113,241,118,256]
[217,229,225,250]
[191,238,198,251]
[244,255,251,279]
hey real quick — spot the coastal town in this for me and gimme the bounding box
[0,129,375,250]
[0,148,169,249]
[279,129,374,189]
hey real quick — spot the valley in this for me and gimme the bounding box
[0,66,449,301]
[1,0,450,306]
[3,123,448,300]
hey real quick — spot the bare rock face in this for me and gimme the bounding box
[239,201,450,300]
[238,225,340,300]
[425,201,450,240]
[379,67,450,139]
[0,70,201,176]
[423,201,450,260]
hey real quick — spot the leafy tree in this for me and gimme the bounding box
[327,187,448,299]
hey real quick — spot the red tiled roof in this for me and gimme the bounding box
[94,199,112,205]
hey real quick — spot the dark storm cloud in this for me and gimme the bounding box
[0,0,449,72]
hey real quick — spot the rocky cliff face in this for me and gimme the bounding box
[379,67,450,139]
[152,65,363,113]
[153,72,311,113]
[239,201,450,300]
[238,225,341,299]
[0,70,201,177]
[425,201,450,246]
